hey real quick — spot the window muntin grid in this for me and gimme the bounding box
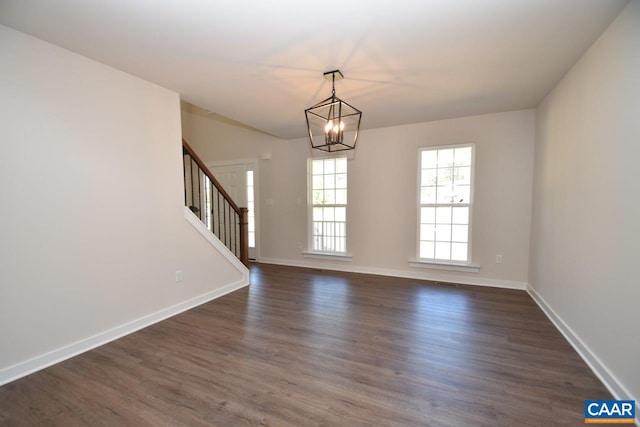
[418,145,473,262]
[309,157,347,253]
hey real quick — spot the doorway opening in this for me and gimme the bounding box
[207,159,259,261]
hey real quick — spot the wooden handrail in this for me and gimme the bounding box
[182,138,249,267]
[182,139,241,214]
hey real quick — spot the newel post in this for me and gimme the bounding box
[239,207,249,267]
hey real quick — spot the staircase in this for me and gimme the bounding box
[182,139,249,267]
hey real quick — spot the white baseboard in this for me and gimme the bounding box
[1,209,250,387]
[0,278,248,387]
[258,257,526,290]
[526,284,639,425]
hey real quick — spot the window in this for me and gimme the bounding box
[309,157,347,254]
[246,170,255,248]
[418,144,474,263]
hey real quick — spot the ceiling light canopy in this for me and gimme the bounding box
[305,70,362,152]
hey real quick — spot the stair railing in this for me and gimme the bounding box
[182,139,249,267]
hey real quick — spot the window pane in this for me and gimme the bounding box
[455,185,470,203]
[312,161,323,175]
[323,189,335,204]
[324,174,335,189]
[449,193,464,204]
[329,223,336,239]
[336,158,347,173]
[436,185,454,204]
[454,147,472,166]
[336,173,347,189]
[323,207,335,221]
[435,207,451,223]
[323,235,331,251]
[421,169,437,186]
[324,159,335,174]
[420,241,435,259]
[454,167,470,185]
[452,207,469,224]
[451,225,468,242]
[313,190,324,204]
[421,207,435,223]
[437,167,453,186]
[313,207,323,221]
[438,149,454,167]
[422,151,438,169]
[421,187,436,204]
[451,243,468,261]
[420,224,434,239]
[435,242,451,259]
[313,175,323,189]
[247,170,254,186]
[435,224,451,241]
[335,189,347,205]
[335,207,346,222]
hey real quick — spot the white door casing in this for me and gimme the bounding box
[207,159,258,260]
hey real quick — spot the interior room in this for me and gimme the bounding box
[0,0,638,425]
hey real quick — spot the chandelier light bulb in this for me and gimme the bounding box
[325,120,344,136]
[325,121,333,133]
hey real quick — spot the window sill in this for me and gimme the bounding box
[303,251,353,262]
[409,259,480,273]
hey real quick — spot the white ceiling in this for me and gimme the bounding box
[0,0,629,139]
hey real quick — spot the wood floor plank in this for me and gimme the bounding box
[0,263,611,426]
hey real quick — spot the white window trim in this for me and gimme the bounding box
[302,251,353,262]
[408,258,480,273]
[415,143,476,265]
[307,156,349,256]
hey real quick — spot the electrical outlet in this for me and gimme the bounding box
[175,270,183,282]
[495,254,503,264]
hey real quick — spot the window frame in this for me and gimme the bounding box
[246,170,256,249]
[416,143,476,265]
[306,156,348,256]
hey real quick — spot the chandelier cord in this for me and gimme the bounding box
[331,73,336,96]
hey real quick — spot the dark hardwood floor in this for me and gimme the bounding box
[0,263,610,426]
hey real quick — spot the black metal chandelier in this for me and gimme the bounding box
[304,70,362,152]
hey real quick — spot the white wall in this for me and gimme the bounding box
[0,25,245,383]
[184,105,535,289]
[529,0,639,407]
